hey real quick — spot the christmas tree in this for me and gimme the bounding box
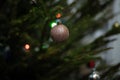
[0,0,120,80]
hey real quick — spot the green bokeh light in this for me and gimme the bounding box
[50,22,57,28]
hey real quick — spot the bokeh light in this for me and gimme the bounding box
[24,44,30,50]
[56,13,62,18]
[114,22,119,28]
[50,22,57,28]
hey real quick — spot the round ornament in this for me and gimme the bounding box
[89,71,100,80]
[50,24,69,42]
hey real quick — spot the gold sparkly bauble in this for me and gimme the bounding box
[50,24,69,42]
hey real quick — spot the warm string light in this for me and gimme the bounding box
[114,22,119,28]
[56,13,62,19]
[24,44,30,50]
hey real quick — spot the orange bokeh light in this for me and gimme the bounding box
[56,13,62,18]
[24,44,30,50]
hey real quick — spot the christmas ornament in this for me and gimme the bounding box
[89,70,100,80]
[88,60,100,80]
[50,24,69,42]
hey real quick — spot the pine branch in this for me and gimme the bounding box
[101,63,120,79]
